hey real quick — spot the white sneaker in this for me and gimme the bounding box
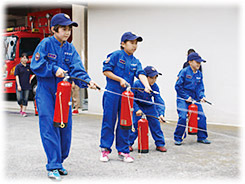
[118,152,134,163]
[48,169,61,181]
[100,149,110,162]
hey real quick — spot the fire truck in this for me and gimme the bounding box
[3,8,71,98]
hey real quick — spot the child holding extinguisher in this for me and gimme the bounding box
[128,66,167,152]
[174,52,211,146]
[31,13,98,181]
[100,32,152,163]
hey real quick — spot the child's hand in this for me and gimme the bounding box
[200,97,207,103]
[56,68,67,78]
[144,86,152,94]
[159,115,166,123]
[186,96,192,103]
[136,110,143,116]
[88,80,100,90]
[120,78,129,88]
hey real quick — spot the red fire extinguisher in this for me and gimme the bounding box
[120,87,134,130]
[188,102,198,135]
[53,79,72,128]
[138,114,149,153]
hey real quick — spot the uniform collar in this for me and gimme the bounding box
[51,36,67,47]
[187,65,199,74]
[122,49,134,59]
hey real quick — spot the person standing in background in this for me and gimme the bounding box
[14,53,35,117]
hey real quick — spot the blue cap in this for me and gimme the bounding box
[144,66,162,77]
[187,52,206,63]
[121,32,143,43]
[50,13,78,28]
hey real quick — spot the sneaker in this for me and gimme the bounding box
[156,146,167,152]
[197,139,211,144]
[48,169,61,181]
[129,146,133,152]
[22,112,27,117]
[58,168,68,175]
[174,141,182,146]
[100,149,110,162]
[72,109,79,115]
[118,152,134,163]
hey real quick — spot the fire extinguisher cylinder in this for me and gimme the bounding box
[120,88,134,130]
[188,103,198,135]
[138,114,149,153]
[53,80,72,128]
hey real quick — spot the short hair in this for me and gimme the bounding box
[187,48,196,55]
[21,53,29,59]
[52,25,72,33]
[120,40,128,50]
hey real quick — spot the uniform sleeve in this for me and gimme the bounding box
[197,74,205,100]
[102,52,117,72]
[153,84,165,116]
[30,41,59,78]
[175,70,190,99]
[69,46,91,88]
[135,60,146,78]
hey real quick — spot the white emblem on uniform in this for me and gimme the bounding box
[64,14,70,19]
[35,52,40,61]
[151,67,156,71]
[105,57,110,63]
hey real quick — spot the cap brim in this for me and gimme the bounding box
[60,20,78,27]
[196,58,205,63]
[136,36,143,42]
[148,71,162,77]
[127,35,143,42]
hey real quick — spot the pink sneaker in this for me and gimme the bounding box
[118,152,134,163]
[22,112,27,117]
[100,150,110,162]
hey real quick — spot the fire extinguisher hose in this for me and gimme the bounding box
[61,76,236,140]
[66,76,101,90]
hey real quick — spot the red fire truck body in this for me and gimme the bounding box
[3,8,71,94]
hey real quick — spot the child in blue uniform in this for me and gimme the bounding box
[174,52,211,145]
[129,66,167,152]
[31,13,98,180]
[100,32,152,163]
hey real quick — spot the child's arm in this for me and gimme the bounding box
[197,74,206,102]
[175,70,191,101]
[138,74,152,93]
[31,41,60,78]
[153,84,165,122]
[103,71,129,88]
[68,46,99,89]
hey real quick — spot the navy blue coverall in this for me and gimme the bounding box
[174,65,208,142]
[100,49,145,153]
[31,36,91,171]
[129,80,166,147]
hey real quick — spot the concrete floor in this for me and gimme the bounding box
[2,101,242,183]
